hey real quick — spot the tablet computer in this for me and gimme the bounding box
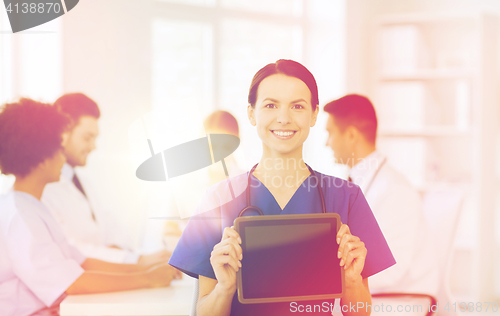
[234,213,344,304]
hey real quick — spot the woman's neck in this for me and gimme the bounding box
[254,146,310,187]
[13,174,46,200]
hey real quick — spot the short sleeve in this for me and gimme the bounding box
[168,193,222,280]
[347,187,396,279]
[68,244,87,265]
[5,215,84,307]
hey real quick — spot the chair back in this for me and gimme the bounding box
[422,188,464,316]
[191,278,199,316]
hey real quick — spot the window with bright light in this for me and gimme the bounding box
[0,13,62,193]
[151,0,345,172]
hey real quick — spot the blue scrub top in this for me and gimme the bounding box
[169,170,395,315]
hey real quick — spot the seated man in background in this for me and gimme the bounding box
[42,93,169,265]
[324,94,438,295]
[0,99,177,316]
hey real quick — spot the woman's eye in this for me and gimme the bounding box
[292,104,304,109]
[265,104,276,108]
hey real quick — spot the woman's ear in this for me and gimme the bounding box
[310,106,319,127]
[62,132,69,148]
[247,105,256,126]
[37,159,49,173]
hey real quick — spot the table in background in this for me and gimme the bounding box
[60,277,195,316]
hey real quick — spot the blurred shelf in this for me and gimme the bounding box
[453,243,477,251]
[379,69,475,81]
[378,127,473,137]
[416,181,472,192]
[453,236,478,251]
[369,10,499,303]
[377,11,481,26]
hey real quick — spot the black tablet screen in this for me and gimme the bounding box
[240,218,341,299]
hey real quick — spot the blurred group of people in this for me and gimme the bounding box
[0,95,180,316]
[0,87,437,315]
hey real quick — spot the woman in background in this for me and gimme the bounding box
[204,110,243,183]
[0,99,178,316]
[163,110,244,250]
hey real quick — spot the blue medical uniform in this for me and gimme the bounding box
[169,170,395,315]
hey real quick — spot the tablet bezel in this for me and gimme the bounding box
[234,213,345,304]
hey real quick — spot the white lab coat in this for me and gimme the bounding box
[42,164,139,263]
[0,191,85,316]
[350,151,438,295]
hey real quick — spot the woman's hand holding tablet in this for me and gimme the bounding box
[337,223,367,284]
[210,226,243,293]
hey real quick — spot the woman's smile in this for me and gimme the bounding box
[271,129,296,140]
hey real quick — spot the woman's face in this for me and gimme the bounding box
[247,74,318,157]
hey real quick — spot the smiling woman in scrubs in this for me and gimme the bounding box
[0,99,178,316]
[169,60,395,316]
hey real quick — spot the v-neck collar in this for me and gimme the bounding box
[250,172,313,215]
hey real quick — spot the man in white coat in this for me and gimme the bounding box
[42,93,168,265]
[324,94,438,295]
